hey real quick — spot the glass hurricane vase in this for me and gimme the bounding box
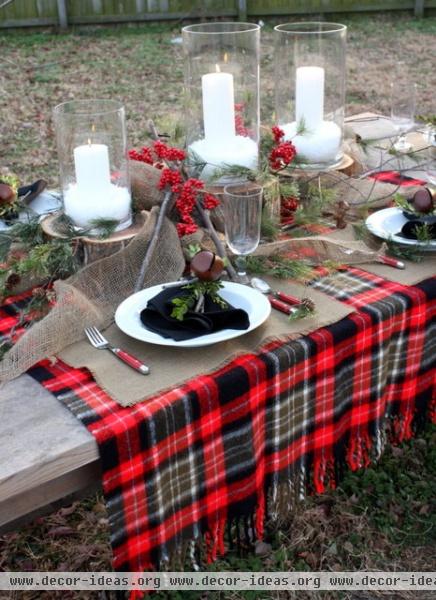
[274,22,347,170]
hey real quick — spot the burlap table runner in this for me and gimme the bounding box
[327,227,436,285]
[59,278,352,407]
[345,112,430,181]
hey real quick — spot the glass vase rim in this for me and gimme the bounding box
[274,22,347,34]
[182,22,260,35]
[224,183,263,198]
[53,99,125,117]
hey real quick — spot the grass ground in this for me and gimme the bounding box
[0,12,435,600]
[1,13,436,186]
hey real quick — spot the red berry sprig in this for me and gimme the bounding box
[269,141,297,171]
[271,126,285,144]
[131,141,220,238]
[128,146,153,165]
[129,141,186,167]
[281,196,299,226]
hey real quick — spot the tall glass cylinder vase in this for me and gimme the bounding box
[53,99,132,232]
[182,22,260,182]
[274,23,347,169]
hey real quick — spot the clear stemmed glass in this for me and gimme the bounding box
[425,126,436,186]
[223,183,263,284]
[390,81,417,152]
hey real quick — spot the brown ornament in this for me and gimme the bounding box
[412,188,434,214]
[0,183,15,205]
[190,250,224,281]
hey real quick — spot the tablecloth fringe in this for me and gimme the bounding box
[128,398,435,600]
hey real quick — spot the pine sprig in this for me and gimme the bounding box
[209,163,257,183]
[55,213,120,239]
[288,303,315,321]
[260,207,280,241]
[170,280,227,321]
[292,183,336,226]
[246,254,315,282]
[353,221,425,263]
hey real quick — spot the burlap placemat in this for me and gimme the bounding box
[59,278,352,407]
[327,227,436,285]
[345,112,430,180]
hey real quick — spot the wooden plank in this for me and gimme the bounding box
[67,9,237,23]
[238,0,247,21]
[1,1,435,29]
[414,0,425,15]
[0,374,99,529]
[56,0,68,28]
[0,462,101,534]
[0,17,58,27]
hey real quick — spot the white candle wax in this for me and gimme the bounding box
[189,136,258,181]
[202,71,236,146]
[64,183,131,230]
[282,120,341,164]
[295,66,324,131]
[73,143,111,196]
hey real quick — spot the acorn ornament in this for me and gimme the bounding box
[190,250,225,282]
[411,188,434,214]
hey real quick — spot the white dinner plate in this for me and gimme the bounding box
[115,281,271,348]
[365,207,436,250]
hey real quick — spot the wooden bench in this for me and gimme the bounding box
[0,375,100,533]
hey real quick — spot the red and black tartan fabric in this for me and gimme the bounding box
[369,170,426,187]
[1,269,435,576]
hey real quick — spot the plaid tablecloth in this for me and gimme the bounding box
[1,267,434,576]
[0,171,435,581]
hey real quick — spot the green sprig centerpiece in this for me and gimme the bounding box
[171,280,227,321]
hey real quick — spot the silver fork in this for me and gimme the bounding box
[84,326,149,375]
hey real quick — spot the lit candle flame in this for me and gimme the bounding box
[215,64,220,73]
[88,124,95,145]
[223,52,228,64]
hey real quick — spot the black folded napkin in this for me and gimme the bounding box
[401,219,436,240]
[140,286,250,341]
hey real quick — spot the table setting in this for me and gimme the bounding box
[0,19,434,591]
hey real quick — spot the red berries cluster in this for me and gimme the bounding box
[281,196,299,225]
[128,146,153,165]
[269,126,297,170]
[203,193,220,211]
[153,140,186,162]
[129,141,186,166]
[234,103,249,137]
[173,178,203,237]
[131,141,219,238]
[158,173,220,237]
[272,126,285,144]
[269,141,297,171]
[158,168,182,192]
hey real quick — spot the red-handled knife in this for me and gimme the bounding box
[377,255,405,269]
[268,295,298,315]
[275,290,302,306]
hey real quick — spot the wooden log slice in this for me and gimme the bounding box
[41,211,148,266]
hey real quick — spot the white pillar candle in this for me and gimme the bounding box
[64,141,131,231]
[280,65,341,166]
[201,70,236,146]
[73,142,111,195]
[189,67,258,181]
[295,66,324,131]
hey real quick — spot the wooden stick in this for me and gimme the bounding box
[145,118,238,281]
[134,190,173,293]
[195,199,238,281]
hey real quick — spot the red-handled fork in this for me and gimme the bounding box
[84,326,149,375]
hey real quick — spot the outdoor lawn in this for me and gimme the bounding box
[0,11,435,600]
